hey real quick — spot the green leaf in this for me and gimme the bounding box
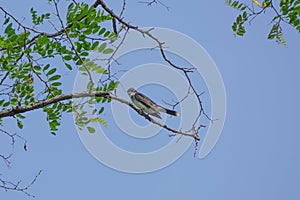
[92,41,99,50]
[3,17,10,25]
[5,23,14,35]
[65,63,73,70]
[104,30,111,37]
[87,126,95,133]
[103,48,114,54]
[81,51,89,57]
[3,101,10,107]
[98,107,105,114]
[232,22,237,32]
[51,82,62,87]
[68,3,74,11]
[63,55,72,61]
[98,42,107,52]
[43,64,50,71]
[17,119,23,129]
[99,27,106,35]
[34,65,41,71]
[16,114,25,119]
[94,66,107,74]
[83,28,93,35]
[76,59,83,65]
[46,68,57,76]
[49,74,61,81]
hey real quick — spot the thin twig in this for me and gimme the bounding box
[138,0,171,10]
[0,170,42,197]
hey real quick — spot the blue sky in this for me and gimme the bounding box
[1,0,300,199]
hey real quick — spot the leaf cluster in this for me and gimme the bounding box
[0,2,118,135]
[227,0,300,46]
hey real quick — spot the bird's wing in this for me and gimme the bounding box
[134,92,162,118]
[134,92,159,110]
[132,90,178,118]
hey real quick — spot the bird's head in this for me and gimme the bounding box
[127,88,136,97]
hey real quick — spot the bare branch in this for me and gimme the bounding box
[119,0,127,18]
[94,0,138,29]
[0,128,28,169]
[0,154,12,168]
[0,170,42,197]
[138,0,171,10]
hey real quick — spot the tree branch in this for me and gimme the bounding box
[138,0,171,10]
[0,170,42,197]
[0,91,109,118]
[0,91,200,140]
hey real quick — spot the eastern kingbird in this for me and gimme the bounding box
[127,88,179,119]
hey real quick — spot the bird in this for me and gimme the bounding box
[127,88,179,119]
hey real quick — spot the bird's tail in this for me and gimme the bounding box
[165,109,179,116]
[157,107,179,117]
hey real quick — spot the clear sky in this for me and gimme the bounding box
[1,0,300,199]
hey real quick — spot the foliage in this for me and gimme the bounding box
[0,2,118,135]
[226,0,300,46]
